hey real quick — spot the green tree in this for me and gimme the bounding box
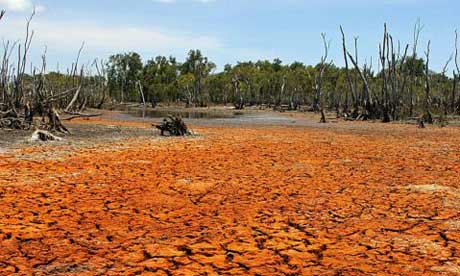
[180,50,215,107]
[107,52,143,103]
[142,56,178,106]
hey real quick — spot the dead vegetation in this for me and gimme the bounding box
[0,10,102,137]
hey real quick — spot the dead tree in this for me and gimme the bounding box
[94,59,109,109]
[423,41,433,124]
[379,25,391,122]
[0,11,100,133]
[379,25,409,122]
[65,68,84,112]
[346,44,374,120]
[341,24,414,122]
[341,27,374,120]
[0,10,36,129]
[409,20,423,117]
[440,52,453,116]
[453,30,460,113]
[397,43,410,120]
[315,33,331,123]
[340,26,356,115]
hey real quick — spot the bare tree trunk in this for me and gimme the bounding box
[314,33,330,121]
[453,30,460,113]
[137,81,146,106]
[380,24,390,122]
[120,77,125,103]
[340,26,356,115]
[95,59,108,109]
[424,41,433,124]
[441,54,453,116]
[65,68,84,112]
[347,51,373,120]
[410,20,422,117]
[453,73,458,113]
[278,76,286,108]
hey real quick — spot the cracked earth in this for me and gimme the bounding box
[1,118,460,275]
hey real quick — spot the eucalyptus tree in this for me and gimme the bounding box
[142,56,178,106]
[107,52,143,103]
[180,50,215,107]
[230,61,261,109]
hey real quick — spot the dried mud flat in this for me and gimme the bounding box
[1,117,460,275]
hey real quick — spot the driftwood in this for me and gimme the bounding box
[154,116,190,136]
[30,129,63,142]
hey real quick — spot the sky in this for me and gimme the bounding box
[0,0,459,73]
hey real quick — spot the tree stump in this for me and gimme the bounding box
[154,116,190,136]
[319,109,327,123]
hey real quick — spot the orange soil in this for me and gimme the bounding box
[1,120,460,275]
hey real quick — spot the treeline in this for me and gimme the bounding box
[105,25,459,123]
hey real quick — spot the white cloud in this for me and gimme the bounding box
[0,0,32,11]
[0,16,223,57]
[0,0,44,12]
